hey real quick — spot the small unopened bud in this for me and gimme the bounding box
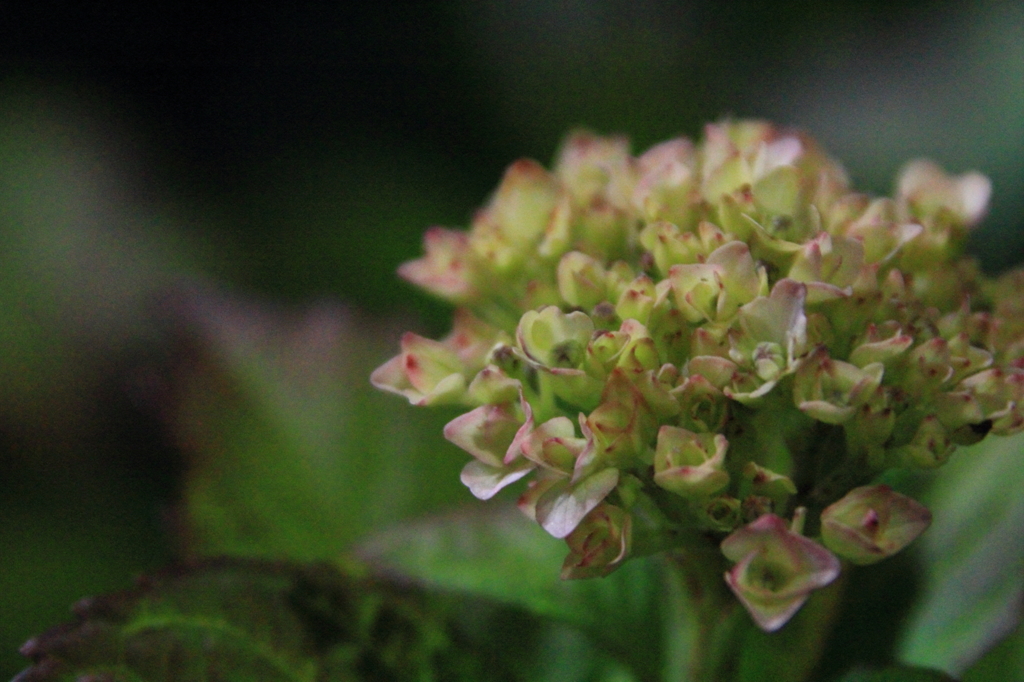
[669,241,764,323]
[821,485,932,564]
[793,348,884,425]
[397,227,479,304]
[632,138,698,226]
[584,370,658,468]
[897,160,991,227]
[788,232,864,304]
[517,306,595,369]
[616,275,658,325]
[700,495,743,532]
[558,251,608,310]
[742,462,797,508]
[561,503,633,579]
[899,414,955,468]
[371,333,467,406]
[653,426,730,499]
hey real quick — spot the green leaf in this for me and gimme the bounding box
[12,558,506,682]
[897,432,1024,675]
[961,620,1024,682]
[357,506,666,682]
[812,550,927,679]
[834,665,958,681]
[170,292,469,560]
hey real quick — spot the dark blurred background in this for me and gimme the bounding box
[1,1,1022,677]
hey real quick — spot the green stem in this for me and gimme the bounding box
[532,369,560,423]
[663,545,746,682]
[662,541,847,682]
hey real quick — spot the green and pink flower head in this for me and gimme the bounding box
[373,120,1019,631]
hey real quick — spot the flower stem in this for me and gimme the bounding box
[664,544,746,682]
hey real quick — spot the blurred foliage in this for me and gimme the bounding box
[897,427,1024,674]
[961,620,1024,682]
[359,507,670,680]
[834,668,957,682]
[1,0,1022,679]
[12,559,510,681]
[357,507,850,682]
[166,288,469,559]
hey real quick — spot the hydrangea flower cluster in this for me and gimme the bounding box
[373,120,1021,631]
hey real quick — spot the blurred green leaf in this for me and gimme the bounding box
[834,666,958,681]
[896,432,1024,675]
[12,558,501,682]
[961,620,1024,682]
[0,466,172,681]
[811,550,926,680]
[356,506,666,682]
[170,290,468,560]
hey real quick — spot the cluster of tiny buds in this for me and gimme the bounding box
[373,120,1019,631]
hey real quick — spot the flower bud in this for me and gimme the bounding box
[585,330,629,378]
[649,300,690,367]
[793,348,884,425]
[517,306,595,369]
[398,227,479,304]
[903,337,955,397]
[616,275,658,326]
[628,368,681,420]
[476,159,561,257]
[521,416,584,472]
[557,251,608,310]
[672,373,730,433]
[896,414,955,468]
[371,333,467,406]
[821,485,932,565]
[701,121,795,203]
[638,221,726,276]
[444,400,530,471]
[467,365,522,405]
[632,138,698,226]
[849,322,914,368]
[669,241,765,323]
[742,462,797,508]
[946,332,993,384]
[700,495,743,532]
[957,367,1024,436]
[582,370,658,468]
[933,391,986,432]
[845,393,896,462]
[372,311,509,406]
[788,232,864,304]
[897,160,991,228]
[841,197,923,264]
[561,503,633,579]
[653,426,730,499]
[733,278,808,371]
[554,131,634,211]
[614,320,662,374]
[447,395,537,500]
[721,514,841,632]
